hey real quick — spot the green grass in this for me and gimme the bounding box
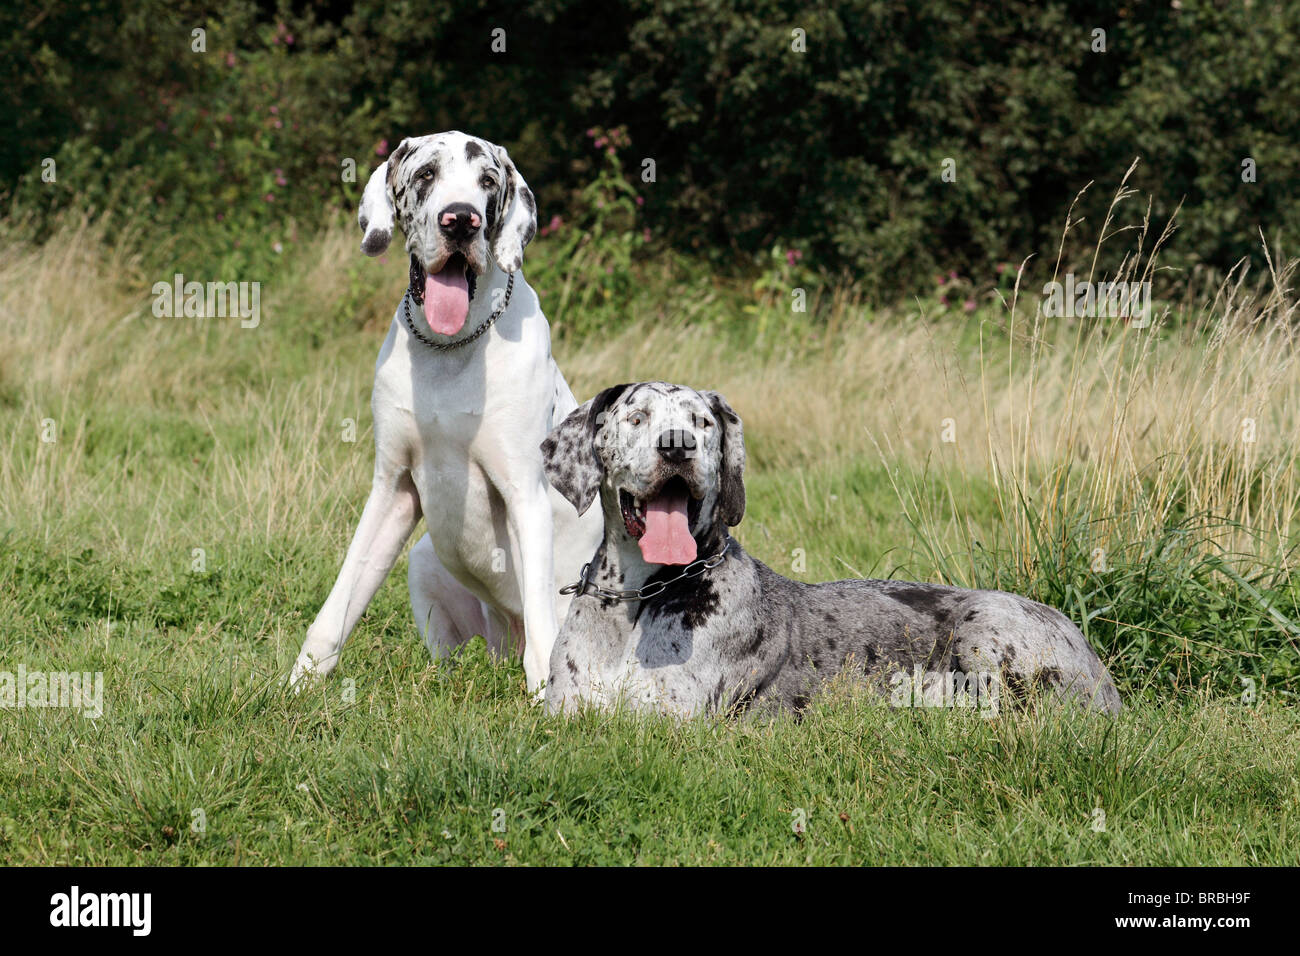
[2,219,1298,865]
[2,624,1296,865]
[1,455,1296,865]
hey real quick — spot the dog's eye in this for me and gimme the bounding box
[420,170,434,181]
[629,412,646,427]
[480,175,497,190]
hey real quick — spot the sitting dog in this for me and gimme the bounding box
[290,131,602,693]
[539,381,1122,717]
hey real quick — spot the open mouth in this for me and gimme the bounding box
[411,252,477,336]
[619,475,703,566]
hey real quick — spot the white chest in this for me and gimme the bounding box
[560,610,712,716]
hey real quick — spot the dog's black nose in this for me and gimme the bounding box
[657,429,696,463]
[438,203,482,241]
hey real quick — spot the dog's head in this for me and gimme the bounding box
[541,382,746,566]
[356,130,538,336]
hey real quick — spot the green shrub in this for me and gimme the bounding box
[3,0,1296,293]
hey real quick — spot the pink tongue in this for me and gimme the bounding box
[423,262,469,336]
[639,491,697,565]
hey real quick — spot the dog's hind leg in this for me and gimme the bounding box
[291,469,422,687]
[951,593,1122,714]
[408,532,488,659]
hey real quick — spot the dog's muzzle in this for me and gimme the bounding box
[409,252,478,336]
[619,474,704,566]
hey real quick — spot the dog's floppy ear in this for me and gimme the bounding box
[357,139,410,256]
[489,144,538,274]
[702,390,746,527]
[540,384,633,515]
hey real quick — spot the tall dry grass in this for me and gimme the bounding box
[562,167,1300,590]
[2,196,1299,588]
[0,215,404,557]
[896,165,1300,585]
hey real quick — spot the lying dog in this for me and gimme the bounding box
[539,382,1122,717]
[290,131,601,692]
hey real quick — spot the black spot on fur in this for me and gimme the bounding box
[887,585,949,623]
[1000,665,1064,708]
[465,140,485,161]
[521,186,536,212]
[361,228,390,256]
[1034,666,1063,688]
[386,141,412,188]
[1018,599,1063,629]
[413,162,439,203]
[888,585,942,611]
[566,656,578,676]
[640,570,720,630]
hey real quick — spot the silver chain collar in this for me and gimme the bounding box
[402,255,513,351]
[560,542,730,603]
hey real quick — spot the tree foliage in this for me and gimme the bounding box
[2,1,1295,288]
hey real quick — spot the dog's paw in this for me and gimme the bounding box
[288,653,329,692]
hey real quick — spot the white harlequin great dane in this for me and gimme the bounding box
[290,131,602,692]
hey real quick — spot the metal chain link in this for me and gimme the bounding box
[560,542,730,603]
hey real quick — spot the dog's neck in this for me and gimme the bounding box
[465,263,509,319]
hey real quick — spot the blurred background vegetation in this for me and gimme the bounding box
[2,0,1296,293]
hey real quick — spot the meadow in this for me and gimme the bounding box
[0,199,1297,865]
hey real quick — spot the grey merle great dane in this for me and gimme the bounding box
[539,381,1122,717]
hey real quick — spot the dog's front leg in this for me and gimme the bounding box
[506,474,560,696]
[290,468,422,687]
